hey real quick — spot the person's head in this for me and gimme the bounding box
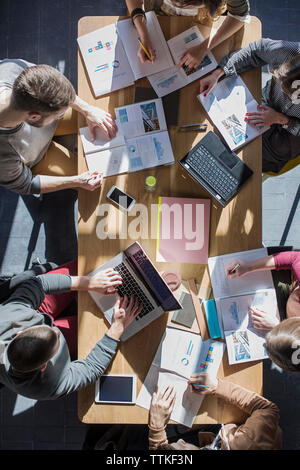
[7,325,60,373]
[265,317,300,372]
[274,55,300,102]
[169,0,225,17]
[12,64,76,127]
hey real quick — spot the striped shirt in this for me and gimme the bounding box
[220,38,300,136]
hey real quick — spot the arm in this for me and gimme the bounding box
[125,0,156,64]
[70,96,118,141]
[273,252,300,285]
[148,386,176,450]
[225,255,276,279]
[52,296,143,396]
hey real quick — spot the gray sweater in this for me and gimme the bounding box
[0,274,119,400]
[0,59,58,194]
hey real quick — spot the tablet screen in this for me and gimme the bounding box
[98,375,135,403]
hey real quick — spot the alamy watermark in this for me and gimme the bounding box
[291,80,300,105]
[95,201,205,252]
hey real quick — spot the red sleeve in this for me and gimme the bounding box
[274,251,300,285]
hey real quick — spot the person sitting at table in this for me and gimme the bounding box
[148,373,282,450]
[126,0,250,67]
[0,261,142,400]
[199,39,300,173]
[0,58,118,195]
[226,250,300,330]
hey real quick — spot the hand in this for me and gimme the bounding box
[188,373,218,394]
[85,105,118,140]
[88,268,123,295]
[138,32,156,64]
[178,41,209,72]
[107,295,143,340]
[149,385,176,430]
[245,105,288,129]
[199,68,223,97]
[249,306,280,331]
[225,259,249,279]
[76,171,103,191]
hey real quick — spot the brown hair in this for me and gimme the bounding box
[265,318,300,372]
[273,55,300,99]
[169,0,226,17]
[7,326,58,372]
[12,64,76,114]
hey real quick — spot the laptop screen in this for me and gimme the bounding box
[124,243,182,312]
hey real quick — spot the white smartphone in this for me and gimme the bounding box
[95,374,137,404]
[106,185,136,211]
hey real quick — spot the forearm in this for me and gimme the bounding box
[39,174,81,193]
[70,95,91,118]
[37,273,72,294]
[244,255,276,274]
[219,38,271,77]
[148,428,168,450]
[208,16,245,51]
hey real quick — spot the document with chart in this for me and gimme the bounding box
[198,75,269,151]
[208,248,279,365]
[136,327,225,427]
[80,99,175,177]
[148,26,218,97]
[77,12,173,97]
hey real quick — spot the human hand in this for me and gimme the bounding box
[108,295,143,340]
[249,306,280,331]
[225,259,249,279]
[178,41,209,72]
[85,105,118,140]
[76,171,103,191]
[88,268,123,295]
[199,68,224,97]
[188,373,218,394]
[137,32,156,64]
[149,385,176,430]
[245,105,288,129]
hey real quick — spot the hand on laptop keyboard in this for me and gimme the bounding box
[107,295,143,341]
[88,268,123,295]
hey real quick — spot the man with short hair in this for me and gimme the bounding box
[0,266,142,400]
[0,58,118,194]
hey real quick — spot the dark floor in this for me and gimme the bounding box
[0,0,299,451]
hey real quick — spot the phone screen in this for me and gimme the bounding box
[98,375,134,403]
[108,187,134,210]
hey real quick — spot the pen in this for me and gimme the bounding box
[229,263,240,274]
[138,38,151,61]
[179,126,207,132]
[192,384,210,389]
[180,123,207,128]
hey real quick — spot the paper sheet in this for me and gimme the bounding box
[79,123,125,155]
[116,11,174,80]
[198,75,269,151]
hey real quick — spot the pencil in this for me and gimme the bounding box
[138,38,151,60]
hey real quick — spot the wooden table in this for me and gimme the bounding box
[77,15,262,424]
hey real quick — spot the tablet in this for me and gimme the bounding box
[95,374,137,404]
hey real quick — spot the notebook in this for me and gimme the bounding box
[198,75,269,151]
[156,196,210,264]
[148,26,218,97]
[80,99,175,177]
[77,12,173,97]
[136,327,225,427]
[208,248,280,364]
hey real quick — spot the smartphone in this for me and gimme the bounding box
[106,185,136,211]
[95,374,137,404]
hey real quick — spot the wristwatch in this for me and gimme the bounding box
[131,8,147,25]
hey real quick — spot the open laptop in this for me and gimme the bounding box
[88,242,182,341]
[179,131,253,207]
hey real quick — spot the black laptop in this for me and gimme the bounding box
[179,131,253,207]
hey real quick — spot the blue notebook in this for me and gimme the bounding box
[202,299,222,339]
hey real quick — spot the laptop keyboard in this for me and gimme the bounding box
[185,145,239,200]
[114,262,155,320]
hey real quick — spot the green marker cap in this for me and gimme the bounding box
[145,176,157,187]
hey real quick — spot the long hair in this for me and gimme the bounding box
[273,55,300,101]
[265,318,300,372]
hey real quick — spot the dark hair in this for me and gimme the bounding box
[12,64,76,114]
[274,55,300,99]
[7,326,58,372]
[265,318,300,372]
[170,0,225,17]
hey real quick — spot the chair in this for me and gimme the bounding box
[263,154,300,182]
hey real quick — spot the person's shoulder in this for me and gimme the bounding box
[0,59,36,86]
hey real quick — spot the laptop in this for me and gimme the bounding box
[179,131,253,207]
[88,242,182,341]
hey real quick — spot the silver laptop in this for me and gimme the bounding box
[88,242,182,341]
